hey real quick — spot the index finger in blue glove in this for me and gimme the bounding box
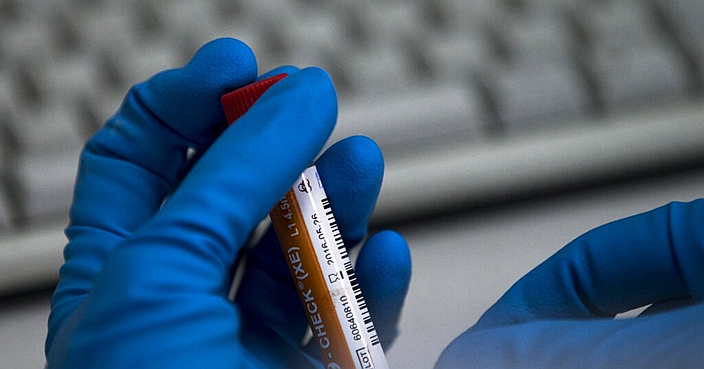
[48,38,257,349]
[473,200,704,329]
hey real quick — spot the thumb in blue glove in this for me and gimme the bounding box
[436,200,704,369]
[45,37,411,369]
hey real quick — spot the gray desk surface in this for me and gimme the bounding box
[3,168,704,369]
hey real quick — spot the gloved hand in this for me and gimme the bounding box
[436,200,704,368]
[45,38,412,369]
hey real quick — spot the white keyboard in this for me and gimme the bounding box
[2,0,704,295]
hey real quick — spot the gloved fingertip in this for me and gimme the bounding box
[317,136,384,242]
[254,66,337,116]
[186,38,257,74]
[226,66,338,165]
[356,230,412,346]
[357,230,412,294]
[137,37,258,146]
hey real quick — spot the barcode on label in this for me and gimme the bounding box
[322,197,348,259]
[322,197,380,347]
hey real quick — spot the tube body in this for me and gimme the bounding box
[270,165,389,369]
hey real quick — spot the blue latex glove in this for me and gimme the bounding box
[45,38,411,369]
[436,200,704,368]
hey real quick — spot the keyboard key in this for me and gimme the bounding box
[0,87,15,230]
[485,61,589,132]
[276,7,348,68]
[658,0,704,46]
[332,82,486,155]
[0,70,17,160]
[0,224,66,293]
[1,19,55,68]
[587,42,690,111]
[429,0,503,32]
[107,40,183,86]
[573,0,691,111]
[656,0,704,87]
[0,68,11,110]
[0,0,42,26]
[14,151,78,224]
[576,0,660,47]
[420,29,491,82]
[154,0,220,49]
[45,1,83,54]
[239,0,298,22]
[354,1,428,46]
[76,5,133,50]
[7,97,84,157]
[332,44,417,95]
[41,55,101,105]
[524,0,581,13]
[498,10,574,68]
[0,185,14,230]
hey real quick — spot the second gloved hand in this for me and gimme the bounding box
[436,200,704,369]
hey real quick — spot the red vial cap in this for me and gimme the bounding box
[220,73,288,125]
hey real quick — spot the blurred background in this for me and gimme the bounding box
[1,0,704,367]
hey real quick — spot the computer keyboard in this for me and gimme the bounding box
[2,0,704,294]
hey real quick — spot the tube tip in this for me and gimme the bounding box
[220,73,289,124]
